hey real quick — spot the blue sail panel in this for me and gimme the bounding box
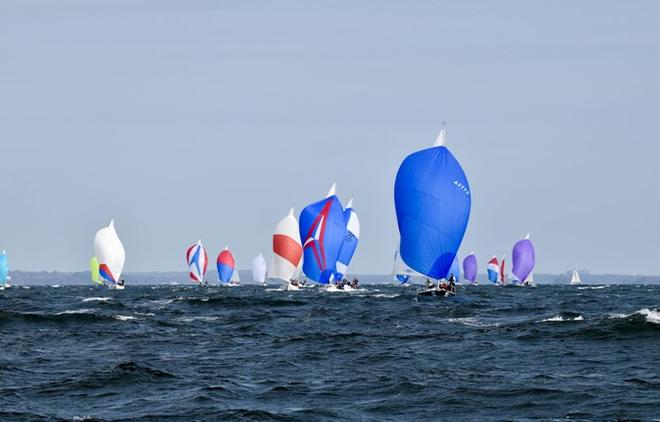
[394,145,471,279]
[299,195,346,283]
[446,255,460,280]
[0,254,7,283]
[335,207,359,280]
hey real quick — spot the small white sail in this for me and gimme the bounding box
[93,220,125,284]
[252,253,267,284]
[570,270,582,285]
[231,267,241,283]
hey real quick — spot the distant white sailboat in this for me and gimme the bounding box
[94,220,126,289]
[570,270,582,285]
[252,253,267,286]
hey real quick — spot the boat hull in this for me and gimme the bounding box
[417,288,454,297]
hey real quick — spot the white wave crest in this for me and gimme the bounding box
[542,314,584,322]
[82,297,112,303]
[578,286,606,290]
[113,315,136,321]
[56,309,94,315]
[609,308,660,324]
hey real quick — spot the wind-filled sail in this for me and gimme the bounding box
[394,126,471,279]
[217,247,235,283]
[299,184,346,284]
[252,253,267,284]
[335,198,360,280]
[0,251,8,283]
[512,234,535,285]
[446,255,461,280]
[487,256,499,284]
[571,270,582,284]
[500,257,507,284]
[186,240,208,284]
[271,208,303,282]
[89,256,102,285]
[395,274,410,284]
[93,220,125,285]
[463,254,477,283]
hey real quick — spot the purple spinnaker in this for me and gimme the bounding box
[462,254,477,282]
[512,237,535,282]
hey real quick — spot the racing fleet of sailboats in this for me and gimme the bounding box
[0,125,569,291]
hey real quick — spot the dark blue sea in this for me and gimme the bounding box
[1,284,659,421]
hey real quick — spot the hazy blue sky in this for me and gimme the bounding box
[1,1,659,274]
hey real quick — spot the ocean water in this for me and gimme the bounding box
[0,284,659,421]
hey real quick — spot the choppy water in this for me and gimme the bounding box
[1,284,659,421]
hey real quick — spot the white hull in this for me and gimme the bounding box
[111,284,125,290]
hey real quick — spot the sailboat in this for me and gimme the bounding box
[230,266,241,285]
[299,184,347,291]
[186,240,208,286]
[252,253,268,286]
[217,247,238,286]
[335,198,360,290]
[500,256,507,285]
[512,234,535,287]
[270,208,304,291]
[487,256,500,284]
[462,253,478,285]
[394,124,471,297]
[89,256,103,286]
[94,220,126,289]
[570,270,582,285]
[0,250,10,289]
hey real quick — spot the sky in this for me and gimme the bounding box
[1,0,659,275]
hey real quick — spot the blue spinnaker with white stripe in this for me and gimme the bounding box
[299,185,347,284]
[394,129,471,279]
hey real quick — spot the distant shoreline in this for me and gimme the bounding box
[5,271,660,285]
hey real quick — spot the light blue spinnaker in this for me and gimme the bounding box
[446,255,460,280]
[0,251,8,284]
[394,126,471,280]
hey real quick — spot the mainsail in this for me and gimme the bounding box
[500,257,507,284]
[512,234,535,285]
[186,240,208,284]
[335,198,360,280]
[93,220,125,285]
[487,256,499,284]
[394,125,471,279]
[462,253,478,283]
[252,253,267,284]
[89,256,102,285]
[217,247,235,283]
[271,208,303,282]
[299,184,346,284]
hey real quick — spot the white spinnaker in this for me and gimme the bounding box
[252,253,267,283]
[271,208,303,282]
[93,220,125,283]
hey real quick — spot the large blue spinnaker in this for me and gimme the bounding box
[299,185,347,284]
[394,127,471,279]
